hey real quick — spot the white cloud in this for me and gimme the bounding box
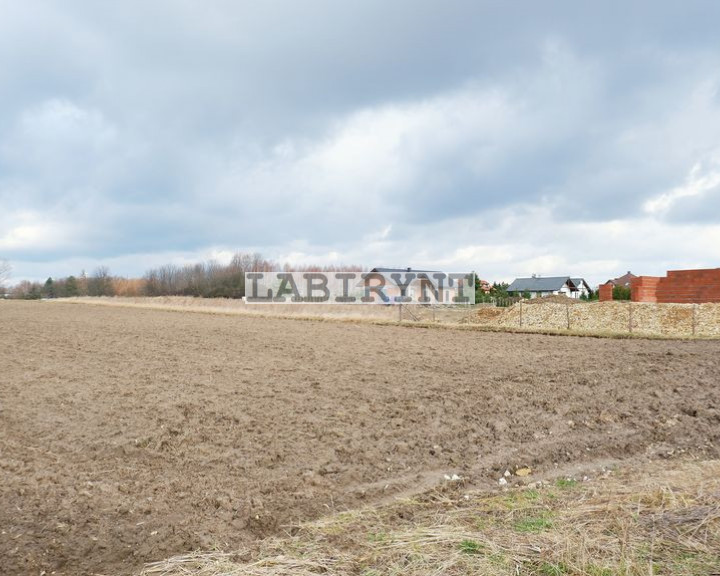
[213,43,599,233]
[222,83,520,210]
[0,211,75,251]
[644,151,720,214]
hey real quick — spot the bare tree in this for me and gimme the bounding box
[0,259,11,292]
[88,266,115,297]
[140,252,362,299]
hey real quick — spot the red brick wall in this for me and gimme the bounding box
[631,268,720,303]
[631,276,662,303]
[598,282,614,301]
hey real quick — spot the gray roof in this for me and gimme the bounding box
[507,276,576,292]
[570,278,590,289]
[371,267,439,274]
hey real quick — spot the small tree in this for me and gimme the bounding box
[43,277,56,298]
[12,280,42,299]
[612,285,631,301]
[65,275,79,297]
[474,273,490,303]
[79,269,89,296]
[492,282,510,299]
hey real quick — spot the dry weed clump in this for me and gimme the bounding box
[139,460,720,576]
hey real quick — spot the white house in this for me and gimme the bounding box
[570,278,591,299]
[507,276,578,299]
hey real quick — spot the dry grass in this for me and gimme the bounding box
[139,460,720,576]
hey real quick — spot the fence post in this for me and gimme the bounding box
[566,302,570,330]
[519,300,523,328]
[692,304,697,336]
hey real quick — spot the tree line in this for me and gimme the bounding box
[5,253,363,300]
[8,266,126,299]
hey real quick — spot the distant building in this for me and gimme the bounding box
[606,271,637,287]
[570,278,591,299]
[477,278,492,293]
[507,276,578,299]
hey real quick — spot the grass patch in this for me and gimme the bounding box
[523,488,541,501]
[537,561,570,575]
[513,515,553,533]
[458,539,483,555]
[585,567,614,576]
[555,477,578,489]
[140,460,720,576]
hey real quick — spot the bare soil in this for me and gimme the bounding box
[1,300,719,576]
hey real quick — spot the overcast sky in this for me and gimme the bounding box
[2,1,720,286]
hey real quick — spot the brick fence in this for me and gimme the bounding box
[631,268,720,303]
[598,283,613,302]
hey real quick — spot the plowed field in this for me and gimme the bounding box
[1,301,718,575]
